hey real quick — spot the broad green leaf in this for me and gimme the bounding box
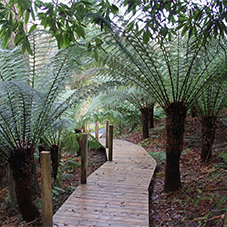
[181,25,188,37]
[143,29,150,44]
[21,38,33,55]
[75,24,85,38]
[26,40,33,55]
[22,40,26,54]
[126,21,134,33]
[28,24,37,33]
[2,29,11,49]
[31,7,35,20]
[111,4,119,14]
[19,0,30,9]
[14,33,24,45]
[25,10,29,24]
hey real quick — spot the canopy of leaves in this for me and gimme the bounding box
[95,25,227,109]
[116,0,227,45]
[0,0,119,53]
[1,0,226,54]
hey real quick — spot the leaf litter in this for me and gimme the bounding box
[119,115,227,227]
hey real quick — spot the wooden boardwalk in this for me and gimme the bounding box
[53,139,156,227]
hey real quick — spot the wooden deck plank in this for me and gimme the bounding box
[53,139,156,227]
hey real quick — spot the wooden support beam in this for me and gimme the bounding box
[108,125,113,161]
[81,133,88,184]
[95,121,99,140]
[40,151,53,227]
[106,120,109,148]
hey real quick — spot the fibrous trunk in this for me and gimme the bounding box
[164,102,187,192]
[141,107,149,140]
[75,128,82,156]
[148,104,154,128]
[190,104,198,118]
[8,146,40,222]
[50,144,59,180]
[200,116,216,162]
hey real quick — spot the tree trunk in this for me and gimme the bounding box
[148,104,154,128]
[50,144,59,180]
[8,146,40,222]
[32,155,40,195]
[164,102,187,192]
[0,161,7,188]
[75,128,82,156]
[141,107,149,140]
[8,168,17,208]
[200,116,216,162]
[190,104,198,118]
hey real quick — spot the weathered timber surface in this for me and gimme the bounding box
[53,139,156,227]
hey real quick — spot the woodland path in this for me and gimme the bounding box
[53,139,156,227]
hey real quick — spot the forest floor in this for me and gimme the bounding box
[117,114,227,227]
[0,113,227,226]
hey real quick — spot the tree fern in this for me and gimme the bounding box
[0,29,119,222]
[195,78,227,162]
[94,24,227,192]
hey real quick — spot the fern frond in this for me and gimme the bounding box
[0,48,28,82]
[0,81,38,152]
[94,24,227,110]
[196,78,227,117]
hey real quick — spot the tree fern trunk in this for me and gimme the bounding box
[75,129,82,156]
[190,104,198,118]
[141,107,149,139]
[148,104,154,128]
[164,102,187,192]
[8,168,17,208]
[200,116,216,162]
[50,144,59,180]
[9,146,40,222]
[32,156,40,195]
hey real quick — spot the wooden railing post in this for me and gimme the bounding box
[81,133,88,184]
[109,125,113,161]
[105,120,109,148]
[95,121,99,140]
[40,151,53,227]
